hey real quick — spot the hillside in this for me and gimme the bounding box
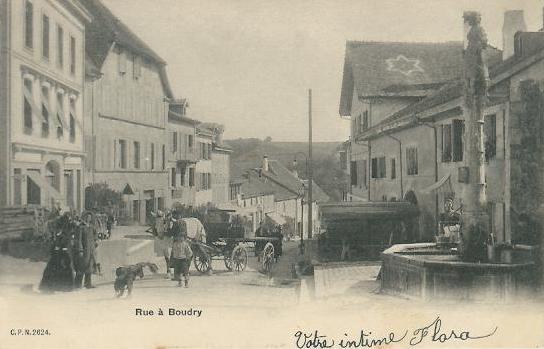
[225,138,346,201]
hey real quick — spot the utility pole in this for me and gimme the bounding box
[461,11,488,261]
[308,89,313,239]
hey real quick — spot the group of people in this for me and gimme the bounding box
[39,211,99,293]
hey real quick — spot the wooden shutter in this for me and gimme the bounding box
[452,120,464,162]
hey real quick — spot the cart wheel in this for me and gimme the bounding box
[261,242,275,275]
[231,245,248,272]
[193,251,211,273]
[224,255,233,271]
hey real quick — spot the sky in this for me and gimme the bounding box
[102,0,544,142]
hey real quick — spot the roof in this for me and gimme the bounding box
[339,41,465,116]
[83,0,174,98]
[302,180,330,203]
[240,178,275,199]
[356,47,506,140]
[321,201,419,221]
[83,0,166,65]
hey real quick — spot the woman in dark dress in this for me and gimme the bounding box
[39,214,75,293]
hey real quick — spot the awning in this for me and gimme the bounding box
[266,212,287,225]
[421,174,453,194]
[320,201,419,222]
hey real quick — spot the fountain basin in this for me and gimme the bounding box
[380,243,538,302]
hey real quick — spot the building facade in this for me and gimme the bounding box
[83,0,172,224]
[0,0,91,211]
[194,126,213,206]
[166,102,198,208]
[340,10,544,244]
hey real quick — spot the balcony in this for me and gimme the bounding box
[170,147,197,164]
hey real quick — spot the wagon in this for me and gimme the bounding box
[184,209,283,275]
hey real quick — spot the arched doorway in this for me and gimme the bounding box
[45,160,61,191]
[404,190,418,206]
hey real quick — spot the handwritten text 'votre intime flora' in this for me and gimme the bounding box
[294,316,497,348]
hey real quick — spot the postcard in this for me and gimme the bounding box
[1,0,544,348]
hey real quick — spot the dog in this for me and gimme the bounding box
[114,262,159,298]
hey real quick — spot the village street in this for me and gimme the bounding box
[2,239,544,349]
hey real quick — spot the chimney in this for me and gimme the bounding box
[503,10,527,59]
[262,156,269,172]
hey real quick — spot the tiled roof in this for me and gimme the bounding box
[240,177,275,199]
[368,80,463,131]
[339,41,502,117]
[231,159,328,202]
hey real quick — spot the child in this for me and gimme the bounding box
[170,233,193,287]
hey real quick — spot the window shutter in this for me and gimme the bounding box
[452,120,464,162]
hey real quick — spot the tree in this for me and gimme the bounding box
[84,182,122,211]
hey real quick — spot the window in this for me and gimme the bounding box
[171,132,178,152]
[362,111,369,131]
[441,124,452,162]
[406,147,418,175]
[42,15,49,59]
[161,144,165,170]
[350,161,357,186]
[69,36,76,75]
[187,134,194,149]
[208,143,212,159]
[69,99,75,142]
[171,168,176,187]
[133,141,140,169]
[391,158,396,179]
[371,157,386,179]
[452,120,464,162]
[118,140,127,169]
[189,167,195,187]
[133,54,141,79]
[484,114,496,162]
[24,1,33,49]
[57,26,63,68]
[41,86,50,137]
[208,173,212,189]
[150,143,155,170]
[23,78,33,133]
[56,93,64,138]
[441,120,464,162]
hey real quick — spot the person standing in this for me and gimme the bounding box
[170,233,193,287]
[73,216,97,289]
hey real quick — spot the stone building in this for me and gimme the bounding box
[82,0,173,224]
[166,99,198,208]
[0,0,91,210]
[340,9,544,244]
[231,157,329,238]
[194,126,214,206]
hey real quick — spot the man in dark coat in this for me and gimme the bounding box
[73,221,97,289]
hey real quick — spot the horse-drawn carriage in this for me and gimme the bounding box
[177,209,283,275]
